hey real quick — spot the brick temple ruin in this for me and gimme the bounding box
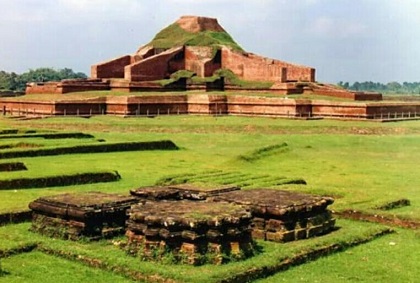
[5,15,420,120]
[90,16,314,84]
[24,15,368,97]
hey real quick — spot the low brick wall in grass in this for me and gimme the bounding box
[0,162,27,172]
[0,132,94,140]
[0,140,178,159]
[0,210,32,226]
[0,171,121,190]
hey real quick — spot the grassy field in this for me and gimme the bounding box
[0,114,419,282]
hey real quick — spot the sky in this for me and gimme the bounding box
[1,0,420,83]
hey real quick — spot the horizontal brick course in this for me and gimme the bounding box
[2,94,420,120]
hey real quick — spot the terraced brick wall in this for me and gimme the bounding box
[125,47,185,81]
[91,55,133,79]
[221,48,314,82]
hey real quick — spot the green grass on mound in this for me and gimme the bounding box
[147,23,244,52]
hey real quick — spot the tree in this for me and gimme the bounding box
[0,68,87,91]
[0,71,18,90]
[337,80,420,94]
[386,81,402,92]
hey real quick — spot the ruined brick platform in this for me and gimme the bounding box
[91,16,315,84]
[212,189,335,242]
[126,200,254,265]
[130,184,240,201]
[29,192,138,240]
[4,93,420,120]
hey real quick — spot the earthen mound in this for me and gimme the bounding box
[176,15,226,33]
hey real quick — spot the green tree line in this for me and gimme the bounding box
[0,68,87,92]
[338,81,420,94]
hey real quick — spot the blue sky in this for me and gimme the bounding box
[1,0,419,83]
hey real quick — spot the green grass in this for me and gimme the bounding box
[255,228,420,283]
[0,114,419,282]
[0,220,393,283]
[155,68,275,89]
[0,251,134,283]
[147,23,244,52]
[1,116,419,215]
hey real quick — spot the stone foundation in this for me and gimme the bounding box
[125,201,254,265]
[29,192,137,240]
[212,189,336,242]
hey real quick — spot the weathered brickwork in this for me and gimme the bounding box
[26,80,109,95]
[91,55,133,79]
[125,47,185,81]
[89,16,315,83]
[3,94,420,119]
[220,48,314,82]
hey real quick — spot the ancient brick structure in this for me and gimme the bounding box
[25,15,385,103]
[2,94,420,119]
[126,200,255,265]
[29,192,138,240]
[91,16,315,84]
[213,189,336,242]
[25,79,109,95]
[128,185,335,244]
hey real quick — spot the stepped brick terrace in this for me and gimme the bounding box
[4,15,420,121]
[1,93,420,120]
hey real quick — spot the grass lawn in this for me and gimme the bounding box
[0,251,134,283]
[255,228,420,283]
[0,220,393,283]
[0,114,419,282]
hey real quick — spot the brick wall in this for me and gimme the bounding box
[106,95,189,115]
[185,46,214,77]
[187,94,227,114]
[91,55,132,79]
[3,94,420,119]
[272,60,315,82]
[311,89,383,101]
[54,102,106,115]
[221,48,314,82]
[366,103,420,118]
[353,92,382,101]
[26,80,110,95]
[125,47,184,81]
[0,100,56,115]
[311,101,368,117]
[26,82,60,94]
[226,95,311,116]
